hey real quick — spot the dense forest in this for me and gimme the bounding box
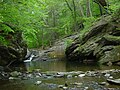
[0,0,120,90]
[0,0,119,48]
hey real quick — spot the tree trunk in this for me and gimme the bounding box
[79,3,85,17]
[72,0,77,31]
[86,0,92,17]
[93,0,108,15]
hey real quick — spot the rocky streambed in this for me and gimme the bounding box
[0,61,120,90]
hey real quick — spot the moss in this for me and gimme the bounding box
[103,34,120,44]
[99,45,120,64]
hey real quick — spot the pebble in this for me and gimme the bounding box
[58,85,64,88]
[100,82,109,86]
[34,81,42,85]
[74,76,78,78]
[84,87,89,90]
[104,73,111,77]
[63,86,68,90]
[78,74,85,77]
[74,82,82,86]
[9,77,14,80]
[109,76,113,79]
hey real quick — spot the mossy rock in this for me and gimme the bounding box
[0,23,27,66]
[99,45,120,64]
[65,9,120,65]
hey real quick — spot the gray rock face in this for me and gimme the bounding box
[65,10,120,65]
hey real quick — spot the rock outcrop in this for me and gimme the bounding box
[65,9,120,65]
[0,23,27,66]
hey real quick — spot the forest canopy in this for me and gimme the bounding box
[0,0,120,48]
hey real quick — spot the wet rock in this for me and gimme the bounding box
[63,86,68,90]
[0,72,9,79]
[10,71,21,77]
[33,73,42,77]
[78,74,85,77]
[115,62,120,66]
[74,76,78,78]
[86,71,98,77]
[104,73,111,78]
[57,72,67,76]
[109,76,113,79]
[99,82,109,86]
[107,79,120,85]
[58,85,64,88]
[27,74,33,79]
[9,77,14,80]
[8,77,19,80]
[34,81,42,85]
[84,87,89,90]
[67,74,72,78]
[72,82,82,86]
[54,74,64,78]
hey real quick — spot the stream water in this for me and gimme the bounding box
[0,59,120,90]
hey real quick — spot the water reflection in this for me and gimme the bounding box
[0,60,120,90]
[24,60,120,72]
[25,60,67,72]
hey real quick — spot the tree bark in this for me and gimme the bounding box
[86,0,92,17]
[79,3,85,17]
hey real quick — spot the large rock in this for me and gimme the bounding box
[65,9,120,64]
[0,24,27,66]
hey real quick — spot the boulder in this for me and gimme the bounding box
[65,9,120,64]
[107,79,120,85]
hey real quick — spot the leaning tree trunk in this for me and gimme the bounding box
[79,3,85,17]
[86,0,92,17]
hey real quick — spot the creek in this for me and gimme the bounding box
[0,59,120,90]
[0,34,120,90]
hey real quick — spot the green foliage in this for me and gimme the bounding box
[65,39,73,47]
[0,24,14,33]
[0,23,14,45]
[0,36,7,45]
[108,0,120,13]
[0,0,119,48]
[83,17,96,30]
